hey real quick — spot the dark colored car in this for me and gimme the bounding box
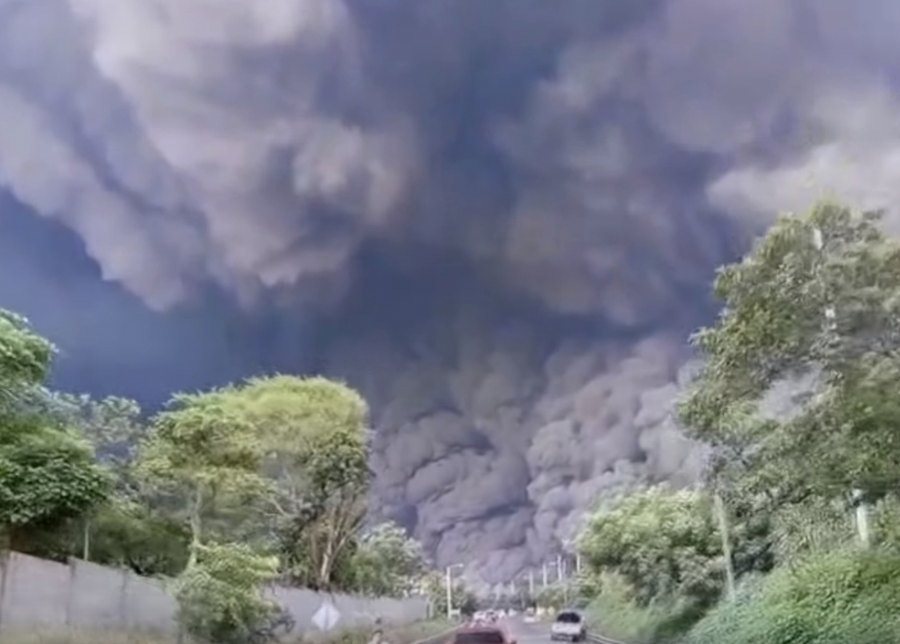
[454,626,517,644]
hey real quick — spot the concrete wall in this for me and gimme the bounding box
[0,552,428,636]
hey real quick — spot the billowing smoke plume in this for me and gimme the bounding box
[329,321,704,581]
[2,0,900,581]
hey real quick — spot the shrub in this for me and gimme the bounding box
[175,543,279,644]
[585,573,703,644]
[685,548,900,644]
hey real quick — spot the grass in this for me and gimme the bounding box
[387,618,455,643]
[0,620,454,644]
[0,631,179,644]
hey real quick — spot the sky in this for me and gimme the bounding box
[3,0,900,584]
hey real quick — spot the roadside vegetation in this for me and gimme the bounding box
[0,619,454,644]
[569,201,900,643]
[0,311,454,642]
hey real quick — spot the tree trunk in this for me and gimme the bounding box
[83,517,91,561]
[187,486,204,568]
[319,543,332,588]
[7,526,26,553]
[714,493,736,601]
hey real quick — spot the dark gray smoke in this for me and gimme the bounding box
[1,0,899,582]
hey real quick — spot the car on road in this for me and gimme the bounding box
[454,625,517,644]
[473,609,497,623]
[550,611,586,642]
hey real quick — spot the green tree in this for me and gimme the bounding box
[578,486,724,611]
[44,393,144,473]
[767,496,854,564]
[138,389,266,566]
[218,376,371,589]
[81,499,190,575]
[0,415,109,551]
[24,392,191,574]
[175,542,280,644]
[346,521,426,597]
[0,311,109,552]
[0,310,54,411]
[584,572,695,644]
[535,583,566,611]
[680,201,900,502]
[422,571,476,618]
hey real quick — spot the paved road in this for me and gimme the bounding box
[504,617,549,644]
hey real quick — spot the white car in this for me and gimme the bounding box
[550,611,586,642]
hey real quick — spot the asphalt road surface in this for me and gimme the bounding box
[504,617,549,644]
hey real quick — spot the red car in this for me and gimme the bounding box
[453,625,517,644]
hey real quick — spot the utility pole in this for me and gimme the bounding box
[528,569,535,595]
[445,566,453,620]
[556,554,563,582]
[542,563,548,587]
[576,552,582,574]
[445,564,463,620]
[713,493,736,601]
[813,225,871,548]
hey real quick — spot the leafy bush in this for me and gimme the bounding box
[585,573,703,644]
[85,500,190,576]
[685,548,900,644]
[871,494,900,549]
[579,486,724,609]
[575,487,732,642]
[344,521,425,597]
[769,496,855,564]
[0,416,109,548]
[175,543,279,644]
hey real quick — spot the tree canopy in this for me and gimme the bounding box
[217,376,371,589]
[680,202,900,500]
[138,390,267,564]
[347,521,426,597]
[0,310,109,550]
[0,415,109,549]
[579,486,724,608]
[0,310,54,409]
